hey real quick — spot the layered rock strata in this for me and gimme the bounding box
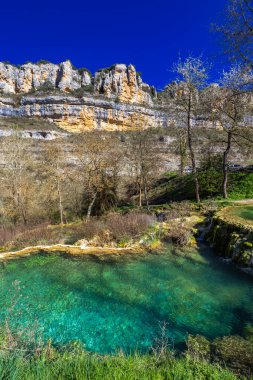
[0,61,166,131]
[0,94,170,132]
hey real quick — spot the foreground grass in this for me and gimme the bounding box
[0,351,239,380]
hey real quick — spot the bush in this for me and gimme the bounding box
[106,213,154,240]
[77,67,92,78]
[212,336,253,377]
[186,334,253,377]
[80,213,154,245]
[36,60,51,65]
[37,81,55,92]
[7,224,55,249]
[165,223,191,246]
[72,86,94,97]
[186,334,211,362]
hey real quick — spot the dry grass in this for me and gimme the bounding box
[0,213,154,250]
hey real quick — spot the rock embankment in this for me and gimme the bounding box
[206,206,253,274]
[0,244,143,261]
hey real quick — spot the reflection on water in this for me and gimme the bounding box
[0,246,252,354]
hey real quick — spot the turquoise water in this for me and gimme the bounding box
[232,205,253,221]
[0,247,252,354]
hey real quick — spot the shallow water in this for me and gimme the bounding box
[232,205,253,221]
[0,246,252,354]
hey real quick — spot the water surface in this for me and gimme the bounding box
[0,247,252,353]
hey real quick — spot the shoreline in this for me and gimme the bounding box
[0,244,144,261]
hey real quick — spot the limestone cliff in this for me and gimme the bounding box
[0,61,154,103]
[0,95,170,132]
[0,61,165,132]
[94,64,155,104]
[0,60,91,94]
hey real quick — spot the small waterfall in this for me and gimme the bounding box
[197,216,213,242]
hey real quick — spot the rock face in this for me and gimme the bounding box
[0,60,92,94]
[0,61,163,131]
[0,95,170,132]
[94,64,155,104]
[0,61,153,103]
[206,207,253,274]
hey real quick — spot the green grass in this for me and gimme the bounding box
[0,351,239,380]
[150,172,253,204]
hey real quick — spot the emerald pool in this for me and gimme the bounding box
[0,247,252,354]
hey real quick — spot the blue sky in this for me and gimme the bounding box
[1,0,228,89]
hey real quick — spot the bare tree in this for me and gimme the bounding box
[0,134,38,225]
[172,56,208,202]
[215,0,253,67]
[208,64,253,198]
[41,142,69,224]
[127,130,161,209]
[76,132,123,218]
[173,124,188,176]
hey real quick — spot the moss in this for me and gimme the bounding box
[207,207,253,268]
[244,241,253,248]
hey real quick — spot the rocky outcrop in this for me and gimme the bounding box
[0,61,154,104]
[206,207,253,274]
[0,61,92,94]
[0,61,164,131]
[0,128,68,140]
[94,64,155,104]
[0,60,92,94]
[0,94,171,132]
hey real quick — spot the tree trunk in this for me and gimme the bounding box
[222,131,232,199]
[87,192,97,219]
[143,177,150,211]
[187,95,200,203]
[57,180,64,225]
[138,180,142,207]
[179,135,187,176]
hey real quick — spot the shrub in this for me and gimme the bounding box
[186,334,211,362]
[166,223,191,246]
[212,335,253,377]
[0,223,55,249]
[106,213,154,241]
[9,224,55,248]
[37,81,55,92]
[77,67,92,78]
[72,86,94,97]
[36,60,51,65]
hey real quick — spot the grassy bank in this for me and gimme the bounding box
[151,172,253,203]
[0,350,238,380]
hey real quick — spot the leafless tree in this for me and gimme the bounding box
[127,130,162,209]
[207,64,253,198]
[76,132,123,218]
[41,142,69,224]
[0,134,39,225]
[172,56,208,202]
[215,0,253,67]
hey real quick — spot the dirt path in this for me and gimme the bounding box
[233,199,253,205]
